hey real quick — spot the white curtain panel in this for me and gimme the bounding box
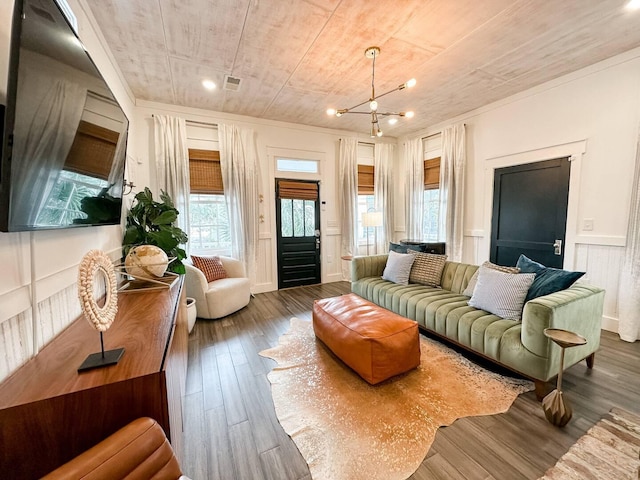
[374,142,396,252]
[153,115,191,241]
[107,119,128,194]
[439,123,466,262]
[405,137,424,240]
[218,123,260,283]
[10,79,86,226]
[619,134,640,342]
[339,137,358,257]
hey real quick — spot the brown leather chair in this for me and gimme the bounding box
[42,417,184,480]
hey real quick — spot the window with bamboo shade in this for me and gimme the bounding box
[424,157,441,190]
[189,149,223,194]
[358,164,374,195]
[64,121,119,180]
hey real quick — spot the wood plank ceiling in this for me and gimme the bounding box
[86,0,640,137]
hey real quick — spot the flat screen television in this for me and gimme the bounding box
[0,0,129,232]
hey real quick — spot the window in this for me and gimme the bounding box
[36,120,120,226]
[357,164,376,252]
[188,149,231,254]
[189,193,231,252]
[423,157,441,241]
[277,179,318,237]
[276,158,319,174]
[36,171,109,226]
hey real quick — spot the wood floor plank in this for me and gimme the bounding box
[185,332,202,395]
[206,405,236,480]
[181,392,208,479]
[228,420,267,480]
[216,352,248,426]
[181,281,640,480]
[201,345,224,411]
[234,363,280,453]
[260,447,299,480]
[420,432,492,480]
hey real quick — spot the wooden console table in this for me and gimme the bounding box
[0,277,188,479]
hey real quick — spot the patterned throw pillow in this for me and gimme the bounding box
[191,255,227,282]
[381,250,416,285]
[468,266,535,321]
[462,261,520,297]
[408,253,447,287]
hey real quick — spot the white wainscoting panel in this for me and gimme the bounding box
[574,243,624,333]
[253,237,275,294]
[0,311,32,383]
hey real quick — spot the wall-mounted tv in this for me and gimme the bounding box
[0,0,129,232]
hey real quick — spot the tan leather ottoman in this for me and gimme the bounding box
[312,293,420,384]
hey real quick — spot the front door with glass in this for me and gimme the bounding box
[275,179,321,289]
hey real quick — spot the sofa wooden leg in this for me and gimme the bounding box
[534,380,548,401]
[586,352,595,369]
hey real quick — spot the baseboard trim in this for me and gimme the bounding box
[601,315,618,334]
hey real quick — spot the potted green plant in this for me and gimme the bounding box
[123,188,188,274]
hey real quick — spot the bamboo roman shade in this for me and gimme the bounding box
[424,157,441,190]
[277,179,318,200]
[189,149,223,194]
[358,164,374,195]
[64,121,119,180]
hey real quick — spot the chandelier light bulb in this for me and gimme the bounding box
[336,111,342,117]
[369,100,378,111]
[326,108,337,116]
[406,78,417,88]
[376,129,383,137]
[388,118,398,125]
[405,111,415,118]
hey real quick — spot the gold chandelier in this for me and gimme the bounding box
[326,46,416,138]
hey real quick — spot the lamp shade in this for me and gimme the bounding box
[362,211,383,228]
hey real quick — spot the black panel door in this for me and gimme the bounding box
[276,180,321,289]
[490,157,570,268]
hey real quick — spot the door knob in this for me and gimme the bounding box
[553,239,562,256]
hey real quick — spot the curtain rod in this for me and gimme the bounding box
[151,114,218,128]
[421,123,466,141]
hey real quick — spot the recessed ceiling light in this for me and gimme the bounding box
[202,79,216,90]
[626,0,640,10]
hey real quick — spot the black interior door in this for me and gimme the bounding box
[276,179,321,289]
[490,157,570,268]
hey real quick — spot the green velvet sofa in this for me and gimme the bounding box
[351,254,605,399]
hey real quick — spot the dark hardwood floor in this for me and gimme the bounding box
[181,281,640,480]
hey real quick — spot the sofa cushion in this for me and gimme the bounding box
[468,266,535,321]
[381,250,416,285]
[191,255,227,282]
[516,254,585,301]
[409,253,447,287]
[462,261,520,297]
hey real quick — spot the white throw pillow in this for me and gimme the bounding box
[468,266,535,321]
[382,250,416,285]
[462,261,520,297]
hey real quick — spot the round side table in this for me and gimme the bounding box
[542,328,587,427]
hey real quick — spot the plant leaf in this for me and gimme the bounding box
[152,210,178,225]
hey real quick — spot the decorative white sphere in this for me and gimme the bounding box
[125,245,169,278]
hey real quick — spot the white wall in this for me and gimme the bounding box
[399,47,640,334]
[0,0,136,381]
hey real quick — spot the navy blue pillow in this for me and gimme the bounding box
[389,242,408,253]
[516,254,585,301]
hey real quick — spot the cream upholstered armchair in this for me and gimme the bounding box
[184,256,251,320]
